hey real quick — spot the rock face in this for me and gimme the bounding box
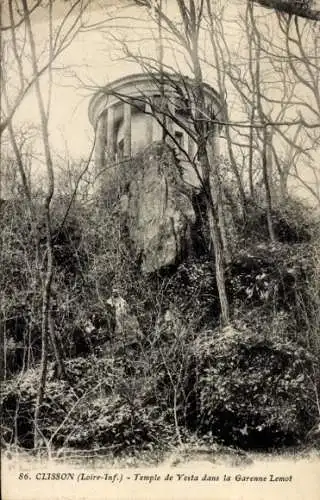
[120,143,196,273]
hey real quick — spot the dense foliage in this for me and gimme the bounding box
[1,192,319,454]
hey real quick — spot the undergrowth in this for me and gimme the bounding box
[1,194,319,454]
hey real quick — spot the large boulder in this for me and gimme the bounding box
[121,143,196,273]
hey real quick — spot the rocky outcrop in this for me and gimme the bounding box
[120,143,196,273]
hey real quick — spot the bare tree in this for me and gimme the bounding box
[0,0,92,137]
[253,0,320,21]
[97,0,319,323]
[1,0,102,448]
[114,0,231,324]
[252,6,320,204]
[203,0,320,210]
[17,0,56,447]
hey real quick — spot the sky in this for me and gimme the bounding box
[1,0,319,203]
[2,0,243,160]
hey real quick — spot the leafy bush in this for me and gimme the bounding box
[238,197,318,245]
[193,327,319,448]
[0,356,175,451]
[227,242,313,309]
[64,397,171,451]
[156,258,219,326]
[1,191,319,454]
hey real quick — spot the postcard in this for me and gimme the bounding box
[1,1,319,499]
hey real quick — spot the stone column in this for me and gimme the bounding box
[106,105,115,163]
[188,134,194,160]
[166,97,175,136]
[123,102,132,158]
[212,131,220,157]
[95,113,107,174]
[145,103,154,145]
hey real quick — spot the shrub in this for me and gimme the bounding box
[238,197,318,245]
[0,356,175,451]
[192,327,319,449]
[2,191,319,454]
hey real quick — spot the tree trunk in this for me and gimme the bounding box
[21,0,56,449]
[49,318,67,379]
[199,140,230,326]
[207,133,231,264]
[207,196,230,325]
[248,108,255,199]
[33,232,52,449]
[262,126,276,242]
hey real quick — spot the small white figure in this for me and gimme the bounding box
[107,288,142,341]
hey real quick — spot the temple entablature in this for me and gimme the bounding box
[89,72,225,188]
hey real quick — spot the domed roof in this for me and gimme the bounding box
[89,72,224,128]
